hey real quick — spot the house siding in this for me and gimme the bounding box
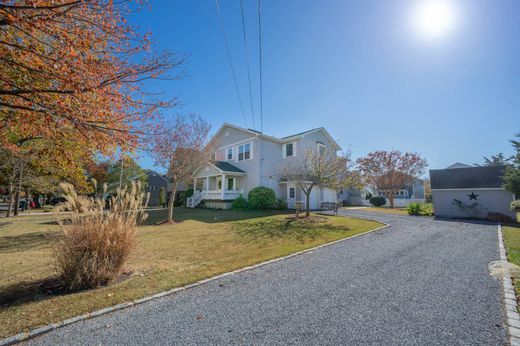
[195,124,346,208]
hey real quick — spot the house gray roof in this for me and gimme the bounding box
[429,165,506,189]
[281,128,316,139]
[446,162,473,169]
[214,161,246,173]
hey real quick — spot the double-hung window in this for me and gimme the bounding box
[227,148,233,160]
[238,143,251,161]
[286,143,293,157]
[317,143,326,157]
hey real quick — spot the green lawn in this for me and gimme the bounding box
[501,223,520,311]
[0,208,382,338]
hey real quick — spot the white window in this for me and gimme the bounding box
[283,142,296,158]
[317,143,326,157]
[238,143,251,161]
[227,147,233,160]
[286,143,293,157]
[289,187,295,198]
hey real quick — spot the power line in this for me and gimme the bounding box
[215,0,248,128]
[239,0,256,130]
[257,0,264,160]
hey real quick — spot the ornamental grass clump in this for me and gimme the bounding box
[54,181,149,290]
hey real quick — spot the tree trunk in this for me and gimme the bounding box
[167,182,177,223]
[305,192,310,217]
[24,187,30,209]
[389,191,395,208]
[6,185,14,218]
[14,167,23,216]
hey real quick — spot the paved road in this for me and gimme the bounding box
[28,210,507,345]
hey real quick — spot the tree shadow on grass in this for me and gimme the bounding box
[0,276,67,309]
[143,208,292,225]
[0,231,61,253]
[234,216,348,242]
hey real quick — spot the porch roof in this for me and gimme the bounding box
[214,161,246,174]
[194,161,246,177]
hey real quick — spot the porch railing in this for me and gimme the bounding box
[202,190,244,200]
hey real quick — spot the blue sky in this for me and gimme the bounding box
[133,0,520,173]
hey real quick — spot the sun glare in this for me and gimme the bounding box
[411,1,457,40]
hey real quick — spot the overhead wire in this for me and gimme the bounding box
[239,0,256,131]
[215,0,248,128]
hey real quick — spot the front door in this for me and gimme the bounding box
[287,184,296,208]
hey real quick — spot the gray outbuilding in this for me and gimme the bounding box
[430,164,516,220]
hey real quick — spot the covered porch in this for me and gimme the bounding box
[192,161,247,204]
[194,174,245,200]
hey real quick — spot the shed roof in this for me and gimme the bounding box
[430,165,506,189]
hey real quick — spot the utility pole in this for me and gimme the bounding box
[119,155,124,190]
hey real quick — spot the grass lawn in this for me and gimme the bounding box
[0,208,382,338]
[502,223,520,310]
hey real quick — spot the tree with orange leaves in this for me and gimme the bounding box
[0,0,183,159]
[356,150,428,208]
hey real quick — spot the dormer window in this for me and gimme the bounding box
[317,142,326,156]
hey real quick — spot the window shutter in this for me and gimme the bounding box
[293,142,297,156]
[282,144,286,158]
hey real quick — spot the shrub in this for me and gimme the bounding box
[511,200,520,213]
[248,187,276,209]
[487,212,515,223]
[275,199,288,210]
[54,182,148,290]
[425,193,433,203]
[407,202,434,216]
[232,195,249,210]
[407,202,422,216]
[369,196,386,207]
[365,192,373,200]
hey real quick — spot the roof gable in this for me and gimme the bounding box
[212,123,341,150]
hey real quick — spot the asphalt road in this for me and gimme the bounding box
[27,210,507,345]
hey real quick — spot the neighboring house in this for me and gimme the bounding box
[142,170,190,207]
[190,123,342,209]
[145,170,168,207]
[430,164,515,220]
[374,178,426,200]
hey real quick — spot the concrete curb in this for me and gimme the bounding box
[497,224,520,345]
[0,218,390,346]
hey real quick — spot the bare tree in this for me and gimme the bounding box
[151,115,212,223]
[278,147,360,217]
[356,150,428,208]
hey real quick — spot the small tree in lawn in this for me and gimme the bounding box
[503,132,520,198]
[159,187,166,207]
[356,150,428,208]
[278,148,359,217]
[152,115,212,223]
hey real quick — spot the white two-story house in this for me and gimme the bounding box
[190,123,342,209]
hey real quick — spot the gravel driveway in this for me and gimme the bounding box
[27,210,507,345]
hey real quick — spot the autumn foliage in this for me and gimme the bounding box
[0,0,183,157]
[356,150,427,208]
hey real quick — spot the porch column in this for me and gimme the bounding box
[193,177,197,191]
[221,174,226,199]
[205,176,209,191]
